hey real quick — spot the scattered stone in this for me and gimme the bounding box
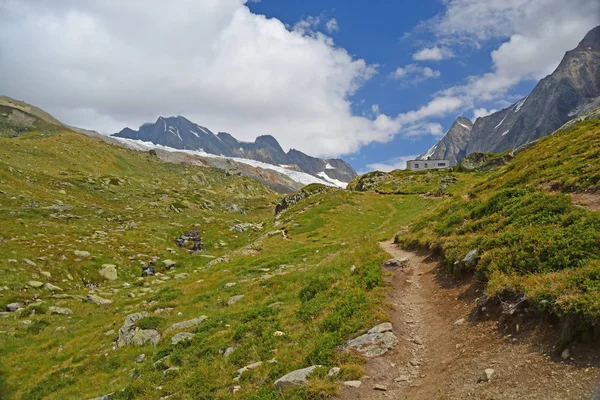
[165,316,208,332]
[163,367,180,376]
[561,348,571,360]
[350,265,356,273]
[224,347,235,358]
[171,332,194,345]
[136,354,146,363]
[273,331,285,337]
[382,257,409,268]
[174,273,189,280]
[268,358,278,364]
[83,294,113,305]
[104,330,115,336]
[236,361,263,376]
[373,384,387,391]
[463,250,479,268]
[44,283,63,292]
[478,368,495,383]
[344,381,362,388]
[141,262,155,277]
[49,306,73,315]
[395,375,410,382]
[224,282,237,288]
[23,259,37,267]
[346,323,398,357]
[162,259,176,269]
[454,318,465,326]
[230,223,263,233]
[268,302,284,308]
[74,250,91,258]
[88,394,115,400]
[227,385,242,394]
[117,312,161,347]
[99,264,118,281]
[274,365,321,390]
[128,293,136,298]
[413,336,424,346]
[40,270,52,278]
[27,280,44,289]
[174,230,203,252]
[328,367,340,377]
[6,303,22,312]
[227,295,245,306]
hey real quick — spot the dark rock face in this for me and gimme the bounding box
[418,117,473,166]
[174,230,203,252]
[113,117,357,183]
[422,26,600,162]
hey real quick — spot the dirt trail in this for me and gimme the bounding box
[338,237,600,400]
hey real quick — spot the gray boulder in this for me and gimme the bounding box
[165,315,207,332]
[346,323,397,357]
[6,302,22,312]
[74,250,90,258]
[49,306,73,315]
[226,295,245,306]
[171,332,194,345]
[116,312,161,347]
[83,294,113,305]
[99,264,118,281]
[274,365,321,390]
[463,250,479,268]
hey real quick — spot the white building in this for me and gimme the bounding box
[406,159,450,171]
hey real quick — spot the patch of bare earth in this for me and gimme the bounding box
[570,193,600,211]
[337,238,600,400]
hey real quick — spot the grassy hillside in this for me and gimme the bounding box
[396,119,600,337]
[0,111,443,399]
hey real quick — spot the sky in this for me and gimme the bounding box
[0,0,598,173]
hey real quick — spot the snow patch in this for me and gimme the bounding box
[420,143,437,160]
[457,121,470,130]
[325,163,335,170]
[514,96,528,113]
[501,130,509,136]
[494,115,508,130]
[111,137,344,188]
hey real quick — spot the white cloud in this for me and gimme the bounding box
[366,154,420,172]
[390,64,441,84]
[472,107,498,121]
[0,0,397,158]
[325,18,339,34]
[403,123,444,137]
[413,46,454,61]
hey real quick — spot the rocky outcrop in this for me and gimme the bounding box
[274,365,321,390]
[457,153,513,172]
[165,316,208,332]
[117,312,161,347]
[274,183,334,215]
[418,117,473,166]
[345,323,397,357]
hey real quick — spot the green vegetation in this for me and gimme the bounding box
[397,120,600,328]
[348,169,461,196]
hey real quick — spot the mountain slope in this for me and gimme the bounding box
[421,25,600,163]
[418,117,473,165]
[113,116,357,184]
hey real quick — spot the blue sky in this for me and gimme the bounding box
[0,0,597,173]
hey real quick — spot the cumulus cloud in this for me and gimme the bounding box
[366,154,420,172]
[325,18,339,33]
[412,46,454,61]
[0,0,396,158]
[472,107,498,121]
[390,64,441,84]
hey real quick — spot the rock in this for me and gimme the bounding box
[165,316,207,332]
[88,394,114,400]
[344,381,362,388]
[273,331,285,337]
[328,367,340,377]
[346,324,398,357]
[368,322,393,334]
[224,346,235,358]
[268,358,278,364]
[104,330,115,336]
[141,262,155,277]
[373,384,387,391]
[561,348,571,360]
[463,250,479,268]
[117,312,161,347]
[83,294,113,305]
[44,283,63,292]
[162,259,177,269]
[224,282,237,288]
[478,368,495,383]
[454,318,465,326]
[413,336,423,345]
[174,273,189,280]
[40,270,52,278]
[350,265,356,273]
[174,230,203,252]
[163,367,180,376]
[6,303,23,312]
[23,259,37,267]
[136,354,146,363]
[230,223,263,233]
[395,375,410,382]
[274,365,321,390]
[27,280,44,289]
[227,295,245,306]
[382,257,409,268]
[236,361,263,376]
[99,264,118,281]
[49,306,73,315]
[74,250,91,258]
[171,332,194,345]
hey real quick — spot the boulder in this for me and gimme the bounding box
[274,365,321,390]
[99,264,118,281]
[116,312,161,347]
[463,250,479,268]
[49,306,73,315]
[27,280,44,289]
[382,257,409,268]
[165,315,208,332]
[227,295,245,306]
[236,361,263,376]
[328,367,340,377]
[346,323,397,357]
[74,250,90,258]
[6,302,22,312]
[174,230,203,252]
[171,332,194,345]
[162,259,177,269]
[83,294,113,305]
[44,283,63,292]
[141,262,155,277]
[344,381,362,388]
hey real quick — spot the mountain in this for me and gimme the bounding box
[420,25,600,164]
[418,117,473,165]
[112,116,357,184]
